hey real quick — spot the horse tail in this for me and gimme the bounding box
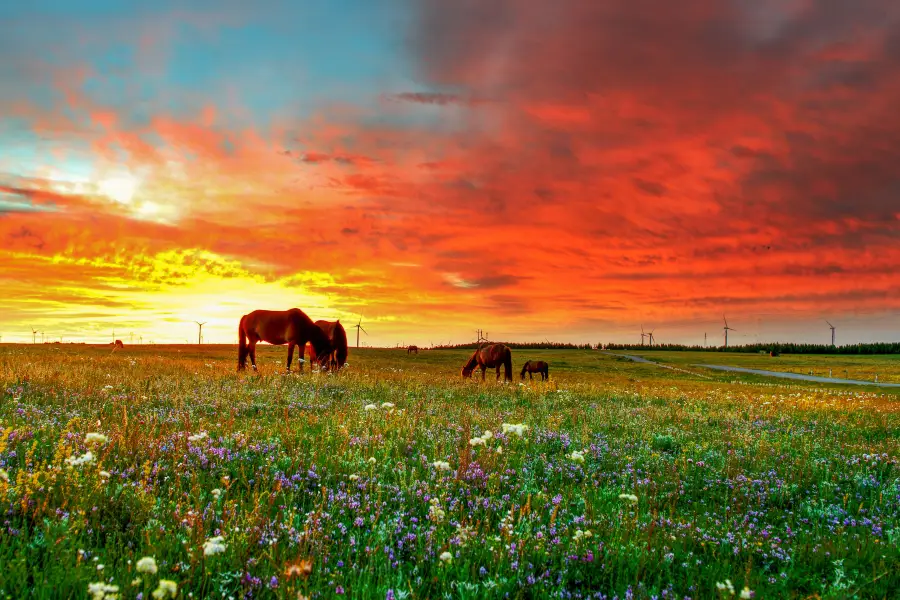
[520,361,529,379]
[237,317,248,370]
[504,349,513,382]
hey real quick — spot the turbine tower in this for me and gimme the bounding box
[723,316,735,348]
[826,320,835,346]
[640,325,647,346]
[31,327,37,344]
[648,329,655,346]
[194,321,207,345]
[353,317,368,348]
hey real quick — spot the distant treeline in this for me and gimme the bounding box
[433,342,594,350]
[603,342,900,355]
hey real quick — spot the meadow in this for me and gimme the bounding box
[0,345,898,599]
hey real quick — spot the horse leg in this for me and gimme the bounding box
[481,366,486,381]
[286,342,295,373]
[496,366,501,381]
[249,340,258,372]
[529,372,533,380]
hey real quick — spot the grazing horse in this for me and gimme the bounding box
[461,343,513,382]
[520,360,549,381]
[407,345,418,354]
[306,320,349,371]
[237,308,333,372]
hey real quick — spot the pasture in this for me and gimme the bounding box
[1,345,898,599]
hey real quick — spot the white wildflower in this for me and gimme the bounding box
[567,450,586,464]
[87,582,120,600]
[469,437,486,447]
[481,430,493,440]
[496,446,503,454]
[99,470,111,479]
[349,474,360,481]
[0,468,8,483]
[501,423,529,437]
[203,535,227,556]
[136,556,158,574]
[432,460,451,472]
[131,578,142,587]
[152,579,178,600]
[618,493,639,504]
[85,432,109,445]
[96,564,104,571]
[187,431,207,442]
[381,402,395,409]
[211,488,222,500]
[740,587,754,599]
[428,497,446,522]
[439,551,452,563]
[364,404,377,411]
[367,457,376,464]
[66,450,95,467]
[715,579,735,596]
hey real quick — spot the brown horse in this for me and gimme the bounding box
[306,320,349,370]
[462,343,513,381]
[520,360,549,381]
[237,308,333,372]
[407,345,418,354]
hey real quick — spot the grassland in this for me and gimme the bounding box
[621,351,900,385]
[1,344,898,599]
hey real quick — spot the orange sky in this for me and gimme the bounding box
[2,0,900,346]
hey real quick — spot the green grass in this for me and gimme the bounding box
[1,345,899,599]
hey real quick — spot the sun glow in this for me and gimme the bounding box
[98,176,137,204]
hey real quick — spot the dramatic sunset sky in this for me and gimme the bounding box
[2,0,899,346]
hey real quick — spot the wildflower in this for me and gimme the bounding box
[203,535,227,556]
[99,470,111,479]
[496,446,503,454]
[501,423,528,437]
[66,451,95,467]
[716,579,735,596]
[187,431,207,442]
[618,493,638,504]
[439,551,452,563]
[136,556,158,574]
[85,432,109,444]
[469,437,486,447]
[432,460,451,472]
[481,430,493,440]
[211,488,223,500]
[368,457,377,464]
[131,578,142,587]
[284,558,313,580]
[428,497,446,522]
[152,579,178,600]
[349,474,360,481]
[0,468,8,483]
[87,582,119,600]
[381,402,395,409]
[97,564,104,571]
[567,450,585,463]
[740,587,754,599]
[364,404,377,411]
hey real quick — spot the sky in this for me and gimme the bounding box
[1,0,899,346]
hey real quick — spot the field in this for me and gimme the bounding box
[1,345,899,600]
[619,351,900,385]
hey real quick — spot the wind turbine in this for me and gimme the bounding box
[723,316,735,348]
[194,321,207,345]
[129,332,134,344]
[640,325,647,346]
[648,329,656,346]
[352,318,368,348]
[826,320,835,346]
[31,328,37,344]
[40,331,45,344]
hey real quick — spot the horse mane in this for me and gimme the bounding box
[462,350,479,372]
[520,360,530,377]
